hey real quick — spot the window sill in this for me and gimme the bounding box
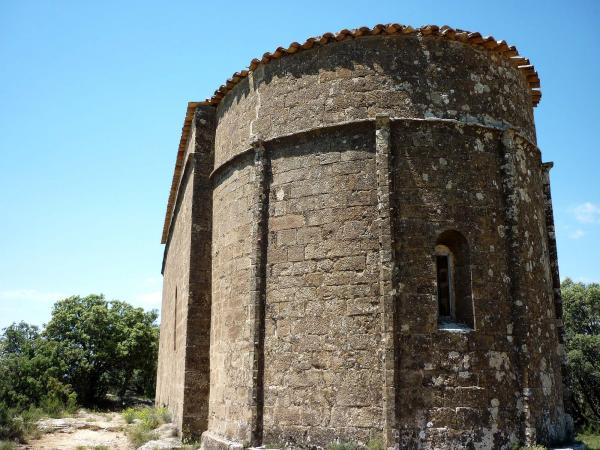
[438,319,473,333]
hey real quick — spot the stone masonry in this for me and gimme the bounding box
[156,24,572,449]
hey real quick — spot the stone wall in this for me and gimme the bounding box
[156,152,193,430]
[264,123,381,446]
[500,131,568,444]
[391,120,530,448]
[157,107,214,438]
[158,30,570,449]
[182,107,215,437]
[207,157,257,445]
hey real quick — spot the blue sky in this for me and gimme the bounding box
[0,0,598,329]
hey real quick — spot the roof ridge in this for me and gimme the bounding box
[203,23,541,108]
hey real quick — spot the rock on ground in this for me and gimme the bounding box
[155,423,178,439]
[18,411,129,450]
[37,417,123,433]
[137,437,183,450]
[16,409,191,450]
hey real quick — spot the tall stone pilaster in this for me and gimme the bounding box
[248,140,270,446]
[501,130,535,445]
[375,115,399,449]
[182,105,216,438]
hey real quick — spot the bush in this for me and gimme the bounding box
[562,279,600,430]
[122,406,170,428]
[0,295,159,441]
[122,407,137,424]
[122,406,171,447]
[156,407,171,424]
[0,323,75,414]
[327,443,359,450]
[366,437,384,450]
[577,429,600,450]
[126,423,158,448]
[39,391,78,418]
[0,404,44,443]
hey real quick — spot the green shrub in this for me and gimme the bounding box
[138,407,160,429]
[366,437,384,450]
[122,406,170,429]
[0,322,75,418]
[562,279,600,430]
[122,407,136,424]
[327,443,359,450]
[39,392,77,418]
[122,407,171,447]
[0,296,160,441]
[19,407,44,439]
[126,423,158,448]
[0,441,15,450]
[156,407,171,424]
[0,404,43,443]
[578,431,600,450]
[0,296,159,419]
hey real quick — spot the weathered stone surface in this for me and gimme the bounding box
[156,106,215,438]
[157,423,179,439]
[157,28,570,449]
[137,437,184,450]
[36,417,123,433]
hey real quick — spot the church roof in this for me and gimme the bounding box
[161,23,541,244]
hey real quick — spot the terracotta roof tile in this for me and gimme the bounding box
[197,24,541,108]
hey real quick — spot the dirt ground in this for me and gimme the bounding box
[17,411,131,450]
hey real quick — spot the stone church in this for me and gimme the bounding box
[155,24,572,449]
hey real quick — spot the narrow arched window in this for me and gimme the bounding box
[435,231,474,330]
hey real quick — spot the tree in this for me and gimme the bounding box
[0,322,74,413]
[562,278,600,430]
[44,294,159,405]
[0,295,159,441]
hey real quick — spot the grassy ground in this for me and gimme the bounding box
[578,431,600,450]
[122,406,170,448]
[0,406,171,450]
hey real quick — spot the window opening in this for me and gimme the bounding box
[435,231,474,330]
[436,252,452,318]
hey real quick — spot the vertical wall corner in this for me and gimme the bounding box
[181,104,216,439]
